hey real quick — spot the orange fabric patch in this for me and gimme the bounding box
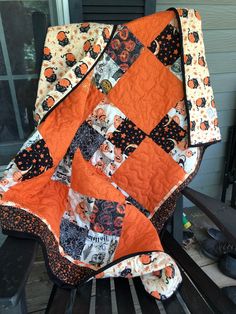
[114,204,163,260]
[125,10,175,46]
[39,71,103,165]
[112,137,186,213]
[3,169,68,238]
[109,48,184,134]
[71,149,125,203]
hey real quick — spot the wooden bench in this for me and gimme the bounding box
[1,187,236,314]
[1,3,235,313]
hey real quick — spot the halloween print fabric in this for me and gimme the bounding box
[14,139,53,180]
[92,53,123,94]
[178,9,221,145]
[0,8,221,302]
[96,251,181,300]
[109,118,146,156]
[33,23,114,124]
[60,188,121,267]
[0,130,53,193]
[148,22,181,66]
[106,25,144,72]
[150,115,187,153]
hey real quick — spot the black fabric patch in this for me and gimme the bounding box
[148,24,180,66]
[14,139,53,180]
[90,200,125,237]
[109,118,146,156]
[60,218,88,260]
[150,115,186,153]
[72,122,105,161]
[106,25,143,72]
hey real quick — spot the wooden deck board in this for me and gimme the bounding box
[202,263,236,288]
[26,258,52,313]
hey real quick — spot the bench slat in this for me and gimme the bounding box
[162,293,186,314]
[46,285,72,314]
[132,277,161,314]
[179,271,214,314]
[114,278,135,314]
[73,280,93,314]
[95,279,112,314]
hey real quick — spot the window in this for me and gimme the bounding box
[0,0,67,167]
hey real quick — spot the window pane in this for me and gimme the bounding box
[0,81,18,142]
[0,1,50,75]
[14,79,38,138]
[0,0,58,166]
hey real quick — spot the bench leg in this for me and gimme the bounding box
[172,196,183,244]
[65,289,77,314]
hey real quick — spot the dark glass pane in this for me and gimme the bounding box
[14,79,38,138]
[0,44,6,75]
[0,1,50,75]
[0,80,18,142]
[0,1,58,165]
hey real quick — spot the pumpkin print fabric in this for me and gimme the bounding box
[0,8,221,301]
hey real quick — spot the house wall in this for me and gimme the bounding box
[156,0,236,206]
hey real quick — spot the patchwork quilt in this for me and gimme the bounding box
[0,8,221,300]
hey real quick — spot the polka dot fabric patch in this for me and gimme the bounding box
[148,23,180,66]
[150,115,186,153]
[109,118,146,156]
[14,139,53,180]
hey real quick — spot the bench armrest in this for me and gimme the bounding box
[182,187,236,245]
[0,236,38,308]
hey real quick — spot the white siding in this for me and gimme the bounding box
[156,1,236,206]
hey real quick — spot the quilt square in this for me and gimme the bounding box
[150,114,186,153]
[106,25,144,72]
[112,137,186,212]
[81,230,119,267]
[92,53,124,94]
[108,118,146,156]
[148,22,181,66]
[66,188,95,229]
[90,140,127,177]
[14,139,53,181]
[59,218,88,260]
[74,121,105,161]
[169,145,198,174]
[89,199,125,236]
[87,100,126,137]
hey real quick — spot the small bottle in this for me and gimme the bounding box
[183,212,191,229]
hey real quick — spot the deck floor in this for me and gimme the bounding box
[25,206,236,313]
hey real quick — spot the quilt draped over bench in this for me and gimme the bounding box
[0,8,221,300]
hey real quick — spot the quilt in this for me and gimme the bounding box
[0,8,221,300]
